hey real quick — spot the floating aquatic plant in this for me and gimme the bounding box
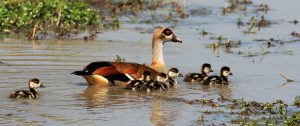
[205,39,241,52]
[157,95,300,125]
[113,55,126,62]
[285,112,300,125]
[294,96,300,107]
[199,30,212,37]
[244,16,257,34]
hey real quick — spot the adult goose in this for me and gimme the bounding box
[72,27,182,86]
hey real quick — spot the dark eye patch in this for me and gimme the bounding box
[32,79,39,83]
[162,28,173,36]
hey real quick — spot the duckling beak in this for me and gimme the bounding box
[178,73,184,77]
[229,72,233,75]
[39,83,46,88]
[210,69,214,72]
[171,35,182,43]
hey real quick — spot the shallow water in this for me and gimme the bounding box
[1,0,300,125]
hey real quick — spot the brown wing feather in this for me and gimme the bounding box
[88,62,159,80]
[111,62,140,74]
[92,66,120,76]
[112,62,159,79]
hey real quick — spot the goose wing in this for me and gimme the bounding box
[72,61,158,83]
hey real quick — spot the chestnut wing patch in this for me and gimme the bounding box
[92,66,120,76]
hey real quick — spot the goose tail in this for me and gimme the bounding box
[71,71,92,76]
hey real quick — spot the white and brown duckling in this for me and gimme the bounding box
[125,71,152,91]
[9,78,45,99]
[184,63,213,83]
[166,67,181,88]
[143,72,168,92]
[203,66,233,85]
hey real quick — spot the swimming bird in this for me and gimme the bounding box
[291,31,300,37]
[184,63,213,83]
[143,72,169,92]
[288,20,298,25]
[127,67,180,92]
[8,78,45,99]
[72,27,182,86]
[202,66,233,85]
[125,71,152,91]
[258,15,269,30]
[237,18,243,28]
[167,67,181,88]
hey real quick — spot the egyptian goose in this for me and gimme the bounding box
[72,27,182,86]
[184,63,213,83]
[9,78,45,99]
[202,66,233,85]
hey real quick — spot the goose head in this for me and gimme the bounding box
[220,66,233,77]
[202,63,213,75]
[153,27,182,44]
[151,27,182,72]
[28,78,45,89]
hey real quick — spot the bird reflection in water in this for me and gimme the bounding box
[150,89,180,126]
[201,84,232,100]
[82,85,109,108]
[82,84,182,125]
[82,83,148,108]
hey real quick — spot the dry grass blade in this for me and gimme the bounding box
[0,61,9,66]
[278,72,294,82]
[280,82,292,87]
[113,55,126,62]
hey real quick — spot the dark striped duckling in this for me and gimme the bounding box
[143,72,168,92]
[203,66,233,85]
[9,78,45,99]
[167,67,181,88]
[125,71,152,90]
[184,63,213,83]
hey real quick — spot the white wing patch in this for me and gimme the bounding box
[125,74,134,80]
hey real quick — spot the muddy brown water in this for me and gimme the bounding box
[1,0,300,125]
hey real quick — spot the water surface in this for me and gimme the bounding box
[1,0,300,125]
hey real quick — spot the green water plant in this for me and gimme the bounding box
[113,55,126,62]
[161,95,300,125]
[244,16,257,34]
[285,112,300,125]
[0,0,100,40]
[294,96,300,107]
